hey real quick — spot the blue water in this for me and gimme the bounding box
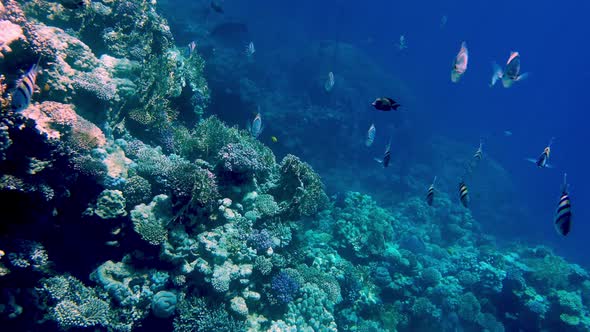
[216,0,590,263]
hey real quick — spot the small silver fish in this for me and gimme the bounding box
[324,71,335,92]
[554,173,572,236]
[473,139,483,161]
[11,60,42,112]
[245,41,255,57]
[396,35,407,50]
[365,123,376,147]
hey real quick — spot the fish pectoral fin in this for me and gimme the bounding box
[525,158,538,164]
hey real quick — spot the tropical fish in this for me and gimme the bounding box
[375,140,392,167]
[211,1,224,13]
[245,41,255,58]
[399,35,407,49]
[187,41,197,57]
[372,97,401,111]
[451,41,468,83]
[426,176,437,206]
[248,113,263,138]
[11,59,42,112]
[271,136,278,143]
[490,51,529,88]
[365,123,376,147]
[58,0,86,9]
[527,137,554,168]
[459,181,469,208]
[324,71,335,92]
[473,139,483,161]
[554,173,572,236]
[503,130,513,137]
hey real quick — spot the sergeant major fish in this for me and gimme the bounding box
[451,41,468,83]
[459,181,469,208]
[375,140,392,168]
[365,123,376,147]
[490,51,529,88]
[11,59,42,112]
[554,173,572,236]
[426,176,437,206]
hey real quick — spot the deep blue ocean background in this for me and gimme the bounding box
[164,0,590,264]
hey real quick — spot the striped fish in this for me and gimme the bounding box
[554,173,572,236]
[375,140,391,167]
[11,60,42,112]
[459,181,469,208]
[426,176,437,206]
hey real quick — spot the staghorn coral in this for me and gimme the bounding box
[173,296,244,332]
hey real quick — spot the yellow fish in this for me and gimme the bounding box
[271,136,278,143]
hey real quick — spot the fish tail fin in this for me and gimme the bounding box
[562,172,569,193]
[516,72,529,81]
[525,158,538,165]
[432,176,437,185]
[490,62,502,87]
[374,158,383,164]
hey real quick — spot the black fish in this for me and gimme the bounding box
[459,181,469,208]
[426,176,437,206]
[372,97,401,111]
[59,0,86,9]
[554,173,572,236]
[211,1,224,13]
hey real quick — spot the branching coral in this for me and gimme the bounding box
[131,194,173,245]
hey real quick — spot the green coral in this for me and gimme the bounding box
[131,194,173,245]
[93,189,127,219]
[276,154,329,218]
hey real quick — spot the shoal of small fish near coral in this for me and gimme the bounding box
[5,2,573,239]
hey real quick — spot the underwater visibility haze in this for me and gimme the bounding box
[0,0,589,331]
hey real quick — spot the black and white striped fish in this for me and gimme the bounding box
[375,140,391,168]
[554,173,572,236]
[11,60,42,112]
[426,176,437,206]
[459,181,469,208]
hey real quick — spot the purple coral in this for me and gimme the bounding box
[271,271,300,304]
[248,229,273,251]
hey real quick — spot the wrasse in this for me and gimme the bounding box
[426,176,437,206]
[11,59,42,112]
[554,173,572,236]
[365,123,376,147]
[451,41,468,83]
[459,181,469,208]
